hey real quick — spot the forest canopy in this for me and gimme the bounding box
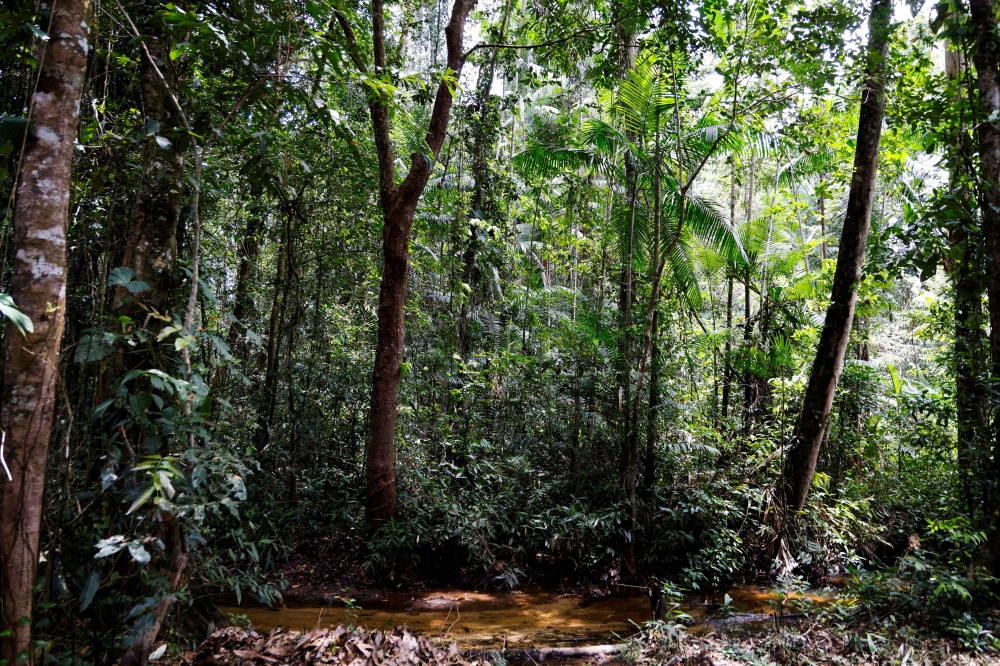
[2,0,1000,662]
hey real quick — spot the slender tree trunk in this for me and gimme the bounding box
[818,172,828,261]
[0,0,90,660]
[721,275,733,421]
[642,119,662,492]
[969,0,1000,571]
[285,283,300,501]
[118,519,187,666]
[256,218,288,447]
[643,309,660,491]
[783,0,891,513]
[743,272,752,428]
[114,35,184,310]
[346,0,476,524]
[944,43,989,518]
[618,163,638,488]
[458,3,509,360]
[227,214,264,356]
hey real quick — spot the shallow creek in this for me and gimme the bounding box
[218,584,833,648]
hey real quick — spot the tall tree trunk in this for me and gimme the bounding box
[458,3,509,360]
[256,217,289,448]
[783,0,891,513]
[337,0,476,525]
[0,0,90,660]
[617,162,638,494]
[114,34,184,310]
[118,519,187,666]
[742,271,753,428]
[969,0,1000,571]
[642,309,660,491]
[944,43,989,519]
[721,275,733,421]
[227,214,264,356]
[818,172,828,261]
[642,118,662,493]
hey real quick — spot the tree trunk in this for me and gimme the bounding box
[818,172,828,261]
[255,217,288,448]
[0,0,90,660]
[783,0,891,513]
[227,214,264,356]
[642,308,660,491]
[642,119,662,492]
[969,0,1000,571]
[721,275,733,421]
[114,35,185,310]
[356,0,477,525]
[118,519,187,666]
[458,6,509,360]
[944,42,990,519]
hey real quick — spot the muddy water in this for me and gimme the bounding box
[218,585,831,648]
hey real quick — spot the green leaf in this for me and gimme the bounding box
[108,267,150,294]
[156,325,180,342]
[79,569,100,611]
[126,486,155,515]
[0,293,33,336]
[94,535,127,558]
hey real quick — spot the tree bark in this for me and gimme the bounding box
[0,0,91,661]
[943,43,989,517]
[721,275,733,421]
[969,0,1000,572]
[783,0,891,513]
[255,216,289,448]
[118,519,187,666]
[458,6,509,360]
[114,35,185,310]
[350,0,476,525]
[227,214,264,356]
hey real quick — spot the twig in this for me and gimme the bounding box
[0,430,11,481]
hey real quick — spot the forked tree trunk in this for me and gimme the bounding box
[0,0,91,661]
[783,0,891,513]
[114,35,184,310]
[346,0,476,524]
[969,0,1000,572]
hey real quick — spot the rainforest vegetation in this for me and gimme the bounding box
[3,0,1000,661]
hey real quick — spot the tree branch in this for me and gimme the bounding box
[463,24,610,60]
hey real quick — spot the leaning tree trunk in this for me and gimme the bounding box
[0,0,91,661]
[969,0,1000,573]
[782,0,891,514]
[354,0,477,524]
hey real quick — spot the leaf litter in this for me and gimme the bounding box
[184,625,490,666]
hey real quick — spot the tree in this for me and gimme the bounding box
[0,0,92,660]
[113,20,185,311]
[335,0,477,524]
[782,0,892,514]
[969,0,1000,572]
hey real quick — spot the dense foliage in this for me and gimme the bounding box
[1,0,999,662]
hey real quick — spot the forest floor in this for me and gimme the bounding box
[182,623,996,665]
[207,543,1000,664]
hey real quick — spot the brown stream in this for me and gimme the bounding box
[218,585,833,648]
